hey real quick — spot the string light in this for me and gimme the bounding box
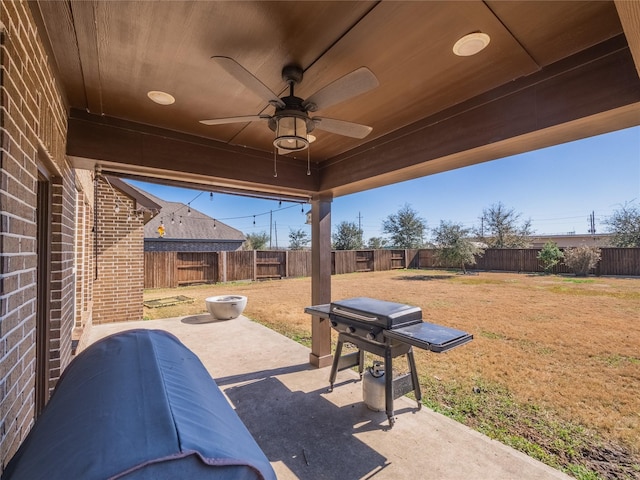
[171,215,175,225]
[103,176,127,216]
[213,220,217,230]
[154,192,311,233]
[273,149,278,178]
[210,192,214,201]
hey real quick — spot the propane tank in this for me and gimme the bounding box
[362,361,386,412]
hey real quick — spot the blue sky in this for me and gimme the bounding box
[130,126,639,248]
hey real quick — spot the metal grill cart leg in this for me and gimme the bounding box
[406,347,422,407]
[329,333,421,428]
[329,333,364,392]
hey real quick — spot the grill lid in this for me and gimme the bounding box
[329,297,422,329]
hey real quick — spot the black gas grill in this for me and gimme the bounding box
[305,297,472,427]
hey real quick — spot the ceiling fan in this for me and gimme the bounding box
[200,57,379,158]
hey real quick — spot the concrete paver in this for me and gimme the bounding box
[86,315,571,480]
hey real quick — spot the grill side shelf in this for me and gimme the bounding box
[304,304,330,319]
[384,322,473,353]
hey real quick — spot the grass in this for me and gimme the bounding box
[143,269,640,479]
[421,376,636,479]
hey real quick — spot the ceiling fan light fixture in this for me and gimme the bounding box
[273,115,309,152]
[453,32,490,56]
[147,90,175,105]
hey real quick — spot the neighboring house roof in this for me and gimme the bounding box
[529,233,612,248]
[126,182,245,242]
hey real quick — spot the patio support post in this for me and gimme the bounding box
[309,194,333,368]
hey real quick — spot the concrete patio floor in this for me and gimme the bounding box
[85,315,571,480]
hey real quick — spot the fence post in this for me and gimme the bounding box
[285,250,289,278]
[170,252,178,288]
[252,250,257,282]
[219,251,227,283]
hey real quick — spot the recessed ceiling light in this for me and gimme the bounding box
[147,90,175,105]
[453,32,490,57]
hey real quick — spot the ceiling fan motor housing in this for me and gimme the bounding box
[281,64,304,85]
[268,96,316,134]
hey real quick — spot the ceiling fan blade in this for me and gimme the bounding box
[303,67,379,112]
[212,56,285,108]
[199,114,270,126]
[312,117,373,139]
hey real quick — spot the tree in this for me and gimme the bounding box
[288,228,310,250]
[244,231,269,250]
[382,204,427,248]
[367,236,388,249]
[332,221,364,250]
[476,202,533,248]
[432,221,484,273]
[563,246,601,276]
[604,202,640,247]
[537,241,564,273]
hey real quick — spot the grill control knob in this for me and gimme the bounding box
[347,326,356,334]
[366,332,376,341]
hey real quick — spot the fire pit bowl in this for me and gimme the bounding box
[205,295,248,320]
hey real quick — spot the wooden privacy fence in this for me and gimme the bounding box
[145,247,640,288]
[145,249,316,289]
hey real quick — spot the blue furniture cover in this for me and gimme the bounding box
[3,329,276,480]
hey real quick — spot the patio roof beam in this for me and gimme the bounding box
[319,35,640,197]
[66,110,319,199]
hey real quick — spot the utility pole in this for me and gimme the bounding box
[269,210,273,249]
[588,211,596,236]
[274,221,278,249]
[357,211,364,245]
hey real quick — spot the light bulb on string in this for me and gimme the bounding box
[179,216,183,225]
[171,216,175,225]
[213,220,217,230]
[210,192,214,201]
[253,215,256,225]
[188,205,192,216]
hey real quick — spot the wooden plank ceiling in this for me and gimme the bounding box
[33,1,640,200]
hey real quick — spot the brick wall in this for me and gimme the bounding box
[93,177,145,324]
[0,2,75,471]
[73,170,94,351]
[48,172,75,390]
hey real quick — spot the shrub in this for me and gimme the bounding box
[563,246,601,276]
[537,241,564,273]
